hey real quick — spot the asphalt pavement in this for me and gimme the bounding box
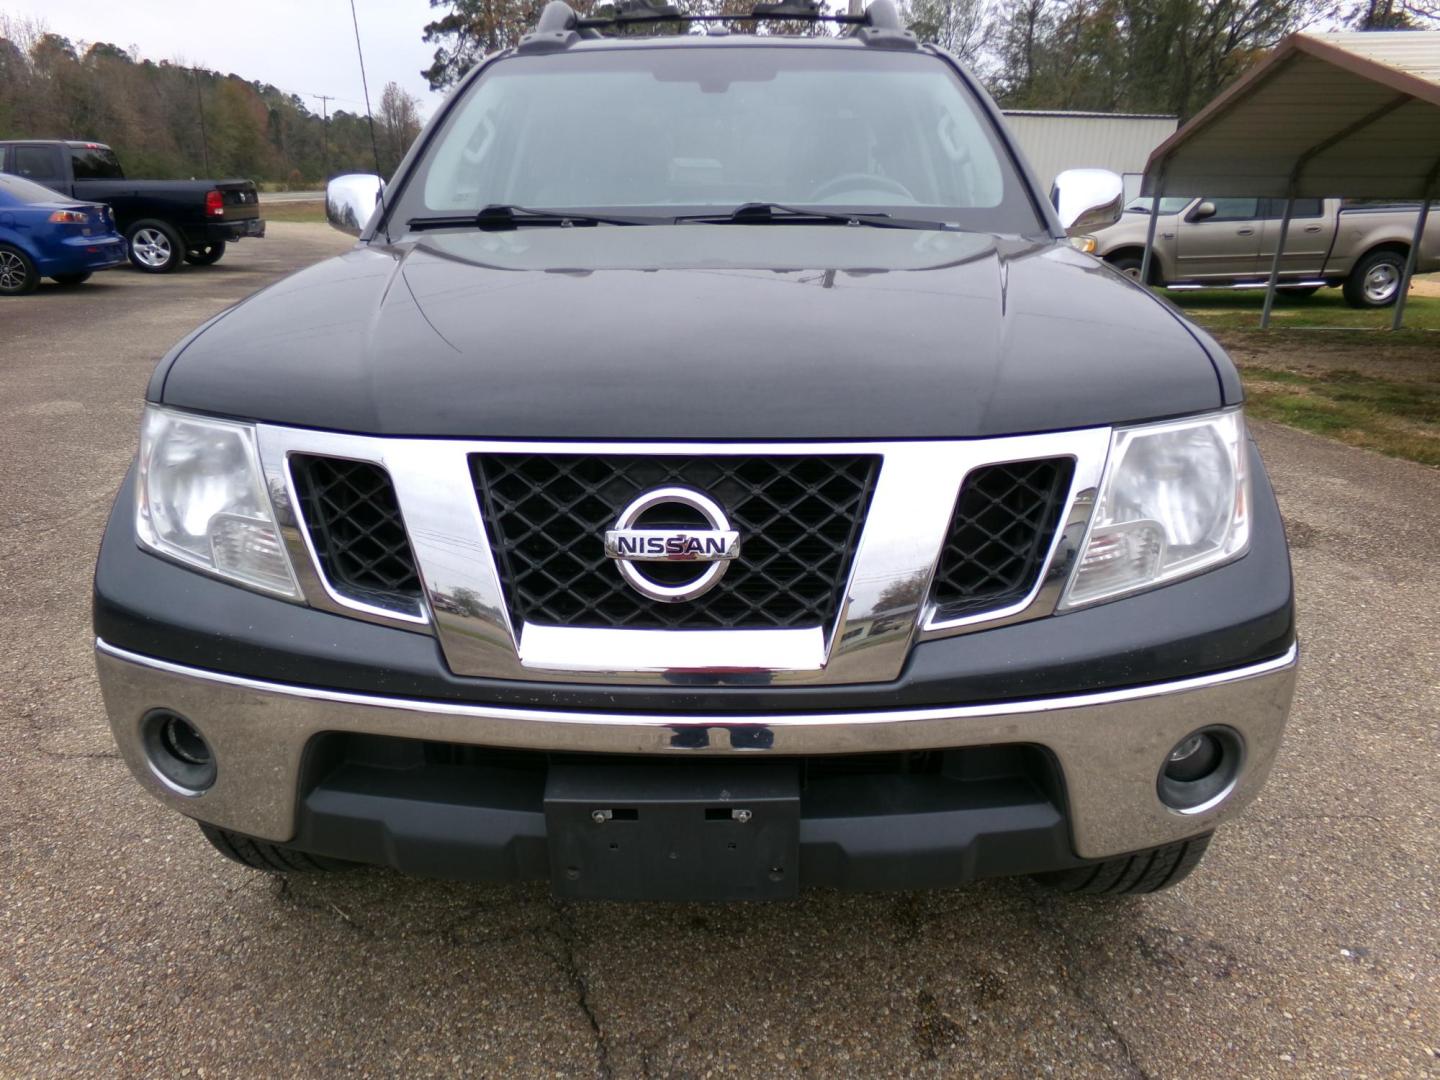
[1,225,1437,1078]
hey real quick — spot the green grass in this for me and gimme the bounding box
[1160,285,1440,465]
[257,181,323,194]
[1167,287,1440,333]
[1241,367,1440,466]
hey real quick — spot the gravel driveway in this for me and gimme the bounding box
[1,225,1436,1078]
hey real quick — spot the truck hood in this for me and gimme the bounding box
[155,226,1226,439]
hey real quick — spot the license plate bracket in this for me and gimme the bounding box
[545,763,800,901]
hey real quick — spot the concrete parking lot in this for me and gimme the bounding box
[1,225,1437,1078]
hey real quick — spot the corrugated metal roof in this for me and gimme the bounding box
[1318,30,1440,85]
[1141,31,1440,199]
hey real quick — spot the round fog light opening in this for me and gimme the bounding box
[141,710,217,794]
[1157,726,1243,814]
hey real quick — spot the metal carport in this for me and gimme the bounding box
[1136,31,1440,328]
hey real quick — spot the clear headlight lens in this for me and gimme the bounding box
[1062,409,1250,608]
[135,406,298,597]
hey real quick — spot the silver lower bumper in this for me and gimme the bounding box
[95,638,1298,861]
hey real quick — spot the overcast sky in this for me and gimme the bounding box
[3,0,443,118]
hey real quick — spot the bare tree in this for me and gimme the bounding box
[378,81,425,175]
[905,0,992,63]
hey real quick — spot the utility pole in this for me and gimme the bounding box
[312,94,335,180]
[191,68,211,174]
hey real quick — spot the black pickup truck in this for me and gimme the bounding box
[0,141,264,273]
[94,0,1296,901]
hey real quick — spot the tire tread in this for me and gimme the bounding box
[1034,834,1212,895]
[198,822,351,874]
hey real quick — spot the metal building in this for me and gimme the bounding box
[1003,110,1179,197]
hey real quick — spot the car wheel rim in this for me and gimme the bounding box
[132,228,172,268]
[1122,265,1142,282]
[1364,262,1399,303]
[0,251,28,290]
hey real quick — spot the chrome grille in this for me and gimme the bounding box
[470,454,880,630]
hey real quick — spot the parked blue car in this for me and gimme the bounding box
[0,172,127,295]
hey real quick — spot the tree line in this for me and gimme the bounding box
[4,0,1436,187]
[0,16,423,185]
[422,0,1440,119]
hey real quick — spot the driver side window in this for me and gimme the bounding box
[1199,198,1260,222]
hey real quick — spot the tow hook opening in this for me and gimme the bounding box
[1157,726,1243,814]
[141,709,217,794]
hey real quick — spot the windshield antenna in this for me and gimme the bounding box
[348,0,388,238]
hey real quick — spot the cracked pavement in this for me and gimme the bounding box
[2,225,1438,1077]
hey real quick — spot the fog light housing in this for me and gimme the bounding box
[141,710,217,794]
[1164,732,1222,782]
[1157,726,1242,814]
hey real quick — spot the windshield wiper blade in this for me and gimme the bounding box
[408,204,664,231]
[680,202,951,231]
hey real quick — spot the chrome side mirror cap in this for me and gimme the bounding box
[326,174,385,237]
[1052,168,1125,235]
[1191,200,1217,221]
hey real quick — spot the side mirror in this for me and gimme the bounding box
[326,173,384,237]
[1051,168,1124,235]
[1191,201,1217,221]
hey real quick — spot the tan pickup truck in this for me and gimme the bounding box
[1091,196,1440,308]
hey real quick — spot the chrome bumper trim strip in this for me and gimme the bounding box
[95,638,1298,860]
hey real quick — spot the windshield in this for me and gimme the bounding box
[394,46,1040,233]
[0,173,77,205]
[1125,196,1192,214]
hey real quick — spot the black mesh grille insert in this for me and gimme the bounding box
[291,455,422,601]
[930,458,1074,619]
[471,454,879,630]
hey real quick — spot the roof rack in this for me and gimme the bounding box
[516,0,918,54]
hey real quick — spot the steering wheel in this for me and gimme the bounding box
[809,172,916,203]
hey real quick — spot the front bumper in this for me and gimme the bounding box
[96,637,1297,885]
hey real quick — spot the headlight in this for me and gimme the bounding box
[1068,235,1098,254]
[1061,409,1249,608]
[135,406,299,597]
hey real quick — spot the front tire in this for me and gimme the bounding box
[199,823,354,874]
[0,243,39,295]
[1343,249,1406,308]
[1107,253,1152,285]
[52,271,92,287]
[185,241,227,266]
[127,219,184,273]
[1033,833,1212,895]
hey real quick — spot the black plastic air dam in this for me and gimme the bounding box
[93,441,1294,712]
[289,752,1085,893]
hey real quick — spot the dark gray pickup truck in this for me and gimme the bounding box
[93,0,1297,901]
[0,140,264,272]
